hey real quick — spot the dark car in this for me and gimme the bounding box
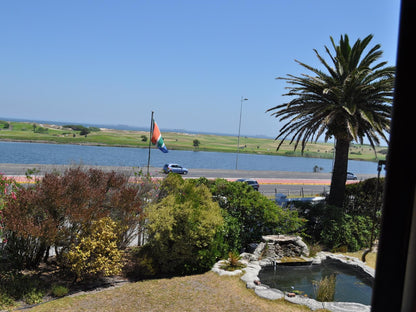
[347,172,358,180]
[163,163,188,174]
[236,178,259,191]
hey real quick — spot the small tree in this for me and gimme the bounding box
[140,135,148,142]
[193,139,200,148]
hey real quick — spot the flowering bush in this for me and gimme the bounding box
[63,217,124,280]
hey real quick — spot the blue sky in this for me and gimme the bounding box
[0,1,400,138]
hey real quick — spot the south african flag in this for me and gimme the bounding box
[151,120,168,153]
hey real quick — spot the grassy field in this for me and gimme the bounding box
[0,120,387,162]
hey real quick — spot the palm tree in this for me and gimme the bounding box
[267,34,395,207]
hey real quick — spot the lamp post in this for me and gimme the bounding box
[235,96,248,170]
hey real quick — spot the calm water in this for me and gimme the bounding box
[0,141,380,174]
[259,261,373,305]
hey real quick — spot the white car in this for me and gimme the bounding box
[347,172,358,180]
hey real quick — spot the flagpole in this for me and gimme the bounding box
[147,111,154,175]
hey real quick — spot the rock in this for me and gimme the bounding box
[260,235,310,259]
[255,286,285,300]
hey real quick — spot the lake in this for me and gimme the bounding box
[0,141,381,174]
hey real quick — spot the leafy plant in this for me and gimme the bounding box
[145,175,224,275]
[0,271,46,307]
[313,274,336,302]
[63,217,124,281]
[2,167,156,269]
[23,288,45,305]
[220,251,246,271]
[197,178,305,251]
[0,292,14,310]
[51,285,69,297]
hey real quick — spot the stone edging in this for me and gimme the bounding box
[212,251,373,312]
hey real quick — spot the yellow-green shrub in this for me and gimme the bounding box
[145,175,224,275]
[64,217,124,280]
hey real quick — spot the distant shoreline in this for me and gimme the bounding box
[0,120,387,163]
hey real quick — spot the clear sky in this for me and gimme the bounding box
[0,1,401,138]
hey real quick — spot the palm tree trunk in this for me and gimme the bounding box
[328,138,350,207]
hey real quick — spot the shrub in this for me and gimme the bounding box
[320,214,373,252]
[197,178,305,251]
[219,251,246,271]
[51,285,69,297]
[296,177,384,251]
[0,271,46,307]
[0,292,14,310]
[2,167,155,269]
[23,288,45,305]
[145,174,224,275]
[63,217,124,281]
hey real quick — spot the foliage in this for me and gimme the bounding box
[320,214,373,252]
[296,177,384,251]
[219,251,246,271]
[193,139,200,147]
[51,285,69,297]
[0,120,10,129]
[34,126,48,134]
[63,217,124,280]
[0,174,19,251]
[140,134,148,142]
[0,292,14,310]
[267,34,394,207]
[0,270,47,307]
[145,174,224,275]
[313,274,336,302]
[2,167,156,270]
[198,178,305,252]
[344,177,384,217]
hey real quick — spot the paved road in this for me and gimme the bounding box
[1,163,376,196]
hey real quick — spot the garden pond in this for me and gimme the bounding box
[258,259,373,305]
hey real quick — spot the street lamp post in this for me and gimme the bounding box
[235,96,248,170]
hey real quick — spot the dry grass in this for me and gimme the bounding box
[28,271,318,312]
[341,251,377,269]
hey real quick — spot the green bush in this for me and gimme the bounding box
[23,288,45,305]
[145,174,224,275]
[51,285,69,297]
[296,177,383,251]
[198,178,305,251]
[0,292,14,310]
[320,214,373,252]
[0,271,46,307]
